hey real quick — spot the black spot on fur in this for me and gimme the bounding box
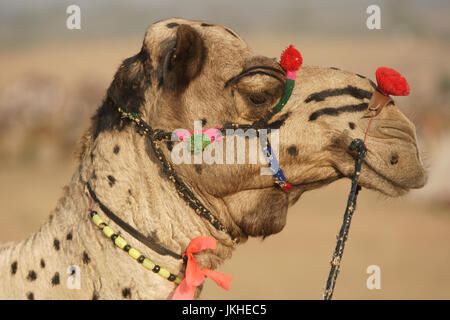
[166,22,179,28]
[287,146,298,157]
[390,153,399,165]
[225,28,238,38]
[122,288,132,299]
[148,230,160,243]
[107,175,116,187]
[66,233,73,240]
[201,118,207,126]
[368,79,380,92]
[309,103,368,121]
[356,73,366,79]
[53,239,60,251]
[349,122,356,130]
[51,272,60,286]
[27,270,37,281]
[268,112,291,130]
[305,86,372,103]
[194,164,203,175]
[113,145,120,154]
[201,23,214,27]
[83,251,91,265]
[330,67,340,70]
[40,259,45,268]
[90,153,95,162]
[128,189,132,195]
[11,261,17,275]
[91,46,152,139]
[27,292,34,300]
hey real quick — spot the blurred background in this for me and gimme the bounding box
[0,0,449,299]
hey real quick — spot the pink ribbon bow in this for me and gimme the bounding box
[171,236,232,300]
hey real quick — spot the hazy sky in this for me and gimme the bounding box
[1,0,449,48]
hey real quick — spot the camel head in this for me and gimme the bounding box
[91,18,426,241]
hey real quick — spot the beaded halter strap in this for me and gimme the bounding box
[85,45,302,296]
[87,183,232,295]
[88,207,183,284]
[113,45,303,245]
[258,45,301,192]
[88,46,410,299]
[87,182,182,260]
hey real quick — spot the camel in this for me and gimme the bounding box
[0,18,426,300]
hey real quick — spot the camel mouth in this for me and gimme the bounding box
[332,142,426,197]
[360,159,411,197]
[361,139,427,195]
[333,158,409,197]
[330,132,425,197]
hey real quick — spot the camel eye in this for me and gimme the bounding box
[248,93,267,106]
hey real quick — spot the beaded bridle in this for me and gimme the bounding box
[86,44,409,299]
[107,45,303,243]
[84,45,302,293]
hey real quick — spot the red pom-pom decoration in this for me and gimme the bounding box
[280,45,302,72]
[375,67,410,96]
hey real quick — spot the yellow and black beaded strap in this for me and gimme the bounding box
[89,209,182,285]
[87,182,182,260]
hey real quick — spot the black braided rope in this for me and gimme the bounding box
[117,106,240,244]
[116,97,290,246]
[87,182,183,260]
[323,138,367,300]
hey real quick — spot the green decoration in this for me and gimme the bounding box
[190,133,211,154]
[273,78,295,113]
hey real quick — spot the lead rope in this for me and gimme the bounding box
[322,138,367,300]
[323,129,370,300]
[323,65,412,299]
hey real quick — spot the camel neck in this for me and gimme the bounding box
[78,127,235,276]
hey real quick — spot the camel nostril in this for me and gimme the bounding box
[287,145,298,157]
[390,153,399,165]
[348,122,356,130]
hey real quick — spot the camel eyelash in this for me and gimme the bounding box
[225,65,285,88]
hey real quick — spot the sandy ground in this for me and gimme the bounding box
[0,162,449,299]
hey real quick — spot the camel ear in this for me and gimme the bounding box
[162,24,205,93]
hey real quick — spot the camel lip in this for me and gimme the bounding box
[337,147,410,196]
[360,160,411,196]
[363,145,427,189]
